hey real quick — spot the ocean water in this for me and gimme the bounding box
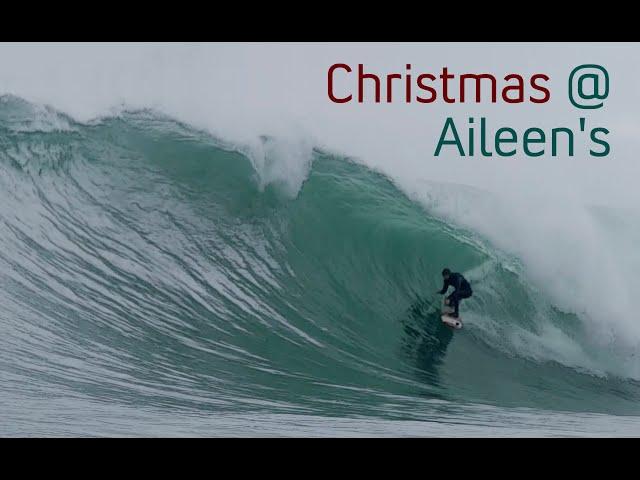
[1,94,640,436]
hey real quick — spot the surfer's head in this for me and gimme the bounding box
[442,268,451,279]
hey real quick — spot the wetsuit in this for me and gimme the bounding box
[438,272,472,318]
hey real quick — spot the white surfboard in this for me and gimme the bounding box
[441,314,463,329]
[441,298,463,329]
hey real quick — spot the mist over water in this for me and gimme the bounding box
[1,44,640,436]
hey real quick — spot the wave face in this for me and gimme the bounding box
[1,96,640,436]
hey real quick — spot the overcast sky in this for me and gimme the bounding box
[0,42,639,204]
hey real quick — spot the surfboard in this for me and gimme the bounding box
[441,314,463,329]
[441,298,463,329]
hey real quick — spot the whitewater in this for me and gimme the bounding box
[1,43,640,436]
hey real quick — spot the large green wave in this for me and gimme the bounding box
[1,96,640,433]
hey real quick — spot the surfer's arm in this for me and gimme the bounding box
[437,279,450,294]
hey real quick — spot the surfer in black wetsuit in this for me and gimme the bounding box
[436,268,472,318]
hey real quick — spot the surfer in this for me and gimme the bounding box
[436,268,472,318]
